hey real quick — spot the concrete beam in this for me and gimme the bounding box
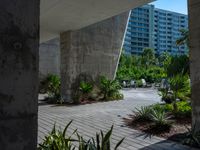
[188,0,200,131]
[40,0,153,42]
[0,1,39,149]
[60,12,129,101]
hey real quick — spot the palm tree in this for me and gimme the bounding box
[176,29,189,47]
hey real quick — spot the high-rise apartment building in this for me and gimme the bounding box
[123,5,188,55]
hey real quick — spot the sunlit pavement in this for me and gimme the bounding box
[38,88,195,150]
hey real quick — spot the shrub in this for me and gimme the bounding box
[77,126,124,150]
[174,101,191,118]
[164,101,191,118]
[134,106,152,121]
[169,74,190,112]
[38,121,75,150]
[79,81,93,94]
[79,81,93,102]
[150,109,172,130]
[99,76,123,100]
[38,121,124,150]
[136,80,143,87]
[158,88,173,104]
[45,74,62,103]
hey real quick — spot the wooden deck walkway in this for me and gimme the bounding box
[38,89,197,150]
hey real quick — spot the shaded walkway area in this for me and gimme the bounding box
[38,88,195,150]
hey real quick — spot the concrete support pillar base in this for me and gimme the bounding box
[60,12,130,101]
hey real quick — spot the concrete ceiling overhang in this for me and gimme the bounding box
[40,0,153,42]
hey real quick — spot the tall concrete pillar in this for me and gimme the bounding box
[60,12,129,101]
[0,1,39,149]
[188,0,200,131]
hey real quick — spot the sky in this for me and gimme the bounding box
[150,0,188,15]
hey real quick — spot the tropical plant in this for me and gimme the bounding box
[150,109,171,127]
[77,126,124,150]
[158,88,173,104]
[176,29,189,47]
[45,74,61,103]
[79,81,93,94]
[38,121,125,150]
[38,121,76,150]
[169,74,190,112]
[99,76,122,100]
[141,48,156,69]
[134,106,152,121]
[79,81,93,102]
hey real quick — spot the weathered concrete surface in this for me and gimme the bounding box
[0,1,39,149]
[39,38,60,79]
[40,0,153,42]
[60,12,130,101]
[188,0,200,131]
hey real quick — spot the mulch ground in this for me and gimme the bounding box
[123,114,192,144]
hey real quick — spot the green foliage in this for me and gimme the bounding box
[141,48,156,68]
[164,101,191,118]
[77,126,124,150]
[136,80,143,87]
[134,106,152,121]
[176,29,189,47]
[169,74,190,111]
[39,121,124,150]
[79,81,93,94]
[100,76,122,100]
[44,74,62,103]
[150,109,171,126]
[158,88,173,104]
[38,121,75,150]
[165,55,189,77]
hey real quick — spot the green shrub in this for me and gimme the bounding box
[150,109,172,128]
[174,101,191,118]
[38,121,124,150]
[38,121,75,150]
[134,106,152,121]
[77,126,124,150]
[45,74,61,103]
[79,81,93,94]
[150,103,165,112]
[169,74,190,111]
[79,81,93,102]
[99,76,123,100]
[136,80,143,87]
[158,88,173,104]
[164,101,191,118]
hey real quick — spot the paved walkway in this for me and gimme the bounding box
[38,88,196,150]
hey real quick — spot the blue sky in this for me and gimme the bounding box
[150,0,188,14]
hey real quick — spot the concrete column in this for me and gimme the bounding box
[39,38,60,80]
[60,12,129,101]
[0,1,39,149]
[188,0,200,131]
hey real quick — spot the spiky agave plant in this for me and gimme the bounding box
[134,106,152,121]
[150,109,172,128]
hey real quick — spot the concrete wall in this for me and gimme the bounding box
[0,0,39,149]
[39,38,60,79]
[60,12,130,101]
[188,0,200,131]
